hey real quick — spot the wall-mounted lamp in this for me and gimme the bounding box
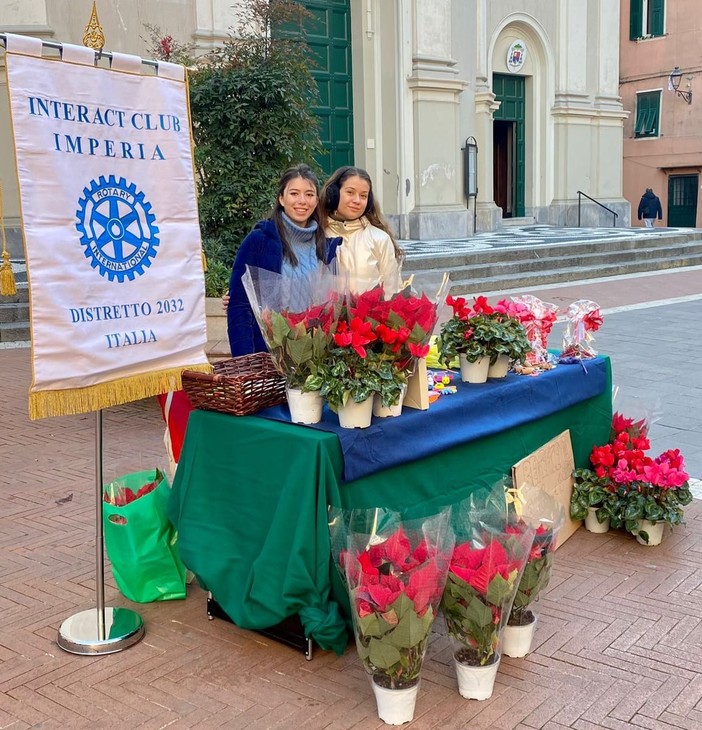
[669,66,692,104]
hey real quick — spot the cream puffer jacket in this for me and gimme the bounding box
[325,216,403,294]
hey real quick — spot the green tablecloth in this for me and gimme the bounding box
[168,359,612,655]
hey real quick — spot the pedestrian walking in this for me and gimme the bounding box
[637,188,663,227]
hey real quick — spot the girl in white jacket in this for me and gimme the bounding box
[320,166,404,294]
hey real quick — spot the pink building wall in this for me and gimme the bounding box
[620,0,702,226]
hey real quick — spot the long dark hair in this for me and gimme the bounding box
[270,164,327,265]
[320,166,404,262]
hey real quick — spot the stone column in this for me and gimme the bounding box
[406,0,468,240]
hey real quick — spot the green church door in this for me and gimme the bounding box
[302,1,354,175]
[492,74,525,218]
[667,175,698,227]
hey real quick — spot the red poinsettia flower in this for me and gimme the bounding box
[405,562,442,616]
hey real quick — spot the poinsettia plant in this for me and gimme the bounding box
[242,266,341,390]
[507,523,557,626]
[332,508,454,690]
[438,295,532,367]
[262,301,338,390]
[441,530,532,666]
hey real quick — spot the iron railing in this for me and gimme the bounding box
[577,190,618,227]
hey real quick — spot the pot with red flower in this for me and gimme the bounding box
[440,528,533,699]
[319,309,406,428]
[331,507,454,725]
[438,295,532,383]
[573,413,694,545]
[503,523,558,657]
[570,469,620,533]
[350,284,442,417]
[621,449,693,545]
[262,301,339,424]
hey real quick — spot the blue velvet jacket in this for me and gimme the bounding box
[227,219,341,356]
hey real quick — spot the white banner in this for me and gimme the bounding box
[5,45,210,418]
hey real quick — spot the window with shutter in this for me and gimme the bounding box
[630,0,665,39]
[635,91,661,138]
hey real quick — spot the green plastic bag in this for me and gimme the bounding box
[103,469,186,603]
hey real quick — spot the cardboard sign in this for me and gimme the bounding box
[512,430,580,548]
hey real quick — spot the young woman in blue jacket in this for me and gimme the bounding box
[227,164,341,355]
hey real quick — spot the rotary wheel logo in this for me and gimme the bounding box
[76,175,160,282]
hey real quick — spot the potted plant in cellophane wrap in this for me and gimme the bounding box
[438,295,532,383]
[502,482,565,658]
[242,265,340,424]
[329,506,454,725]
[440,482,534,700]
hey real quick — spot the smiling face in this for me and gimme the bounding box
[336,175,370,221]
[278,176,318,226]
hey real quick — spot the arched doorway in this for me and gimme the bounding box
[492,74,525,218]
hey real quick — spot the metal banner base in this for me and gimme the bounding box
[56,410,145,656]
[57,607,145,655]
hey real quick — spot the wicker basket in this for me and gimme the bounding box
[181,352,287,416]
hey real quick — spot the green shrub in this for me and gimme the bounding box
[189,0,323,271]
[145,1,323,293]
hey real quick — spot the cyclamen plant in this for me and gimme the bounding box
[438,294,532,366]
[570,414,693,542]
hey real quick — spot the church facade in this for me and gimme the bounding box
[0,0,628,255]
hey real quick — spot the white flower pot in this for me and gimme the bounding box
[454,654,500,700]
[373,384,407,418]
[584,506,610,533]
[636,519,665,546]
[371,680,419,725]
[337,396,374,429]
[286,388,323,424]
[488,354,510,378]
[459,354,490,384]
[503,617,537,658]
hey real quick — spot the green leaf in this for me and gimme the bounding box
[386,608,431,650]
[286,336,313,366]
[368,638,402,669]
[485,572,515,606]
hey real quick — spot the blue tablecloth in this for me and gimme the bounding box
[258,357,608,482]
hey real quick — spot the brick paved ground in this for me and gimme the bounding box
[1,267,701,729]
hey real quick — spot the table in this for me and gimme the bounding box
[168,358,612,655]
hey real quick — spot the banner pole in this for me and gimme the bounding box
[56,410,145,654]
[95,410,106,641]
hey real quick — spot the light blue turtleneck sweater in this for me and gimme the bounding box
[280,213,320,281]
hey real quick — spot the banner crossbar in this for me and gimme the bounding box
[0,32,159,69]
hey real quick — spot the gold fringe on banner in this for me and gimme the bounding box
[0,185,18,296]
[28,363,212,420]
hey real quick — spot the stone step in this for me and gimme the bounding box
[0,281,29,304]
[402,231,702,270]
[446,255,702,295]
[412,240,702,282]
[0,301,29,323]
[0,320,30,343]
